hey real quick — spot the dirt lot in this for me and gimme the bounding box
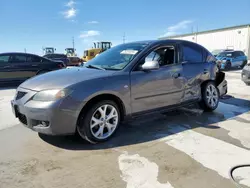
[0,70,250,188]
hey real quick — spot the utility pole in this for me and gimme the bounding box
[123,33,126,44]
[195,26,198,43]
[72,37,75,49]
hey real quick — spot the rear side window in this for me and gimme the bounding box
[27,55,42,62]
[182,44,203,62]
[0,55,10,63]
[239,51,245,56]
[10,55,26,63]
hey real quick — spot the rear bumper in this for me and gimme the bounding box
[217,79,227,97]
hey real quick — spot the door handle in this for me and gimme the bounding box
[172,72,180,78]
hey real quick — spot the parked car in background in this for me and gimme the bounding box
[216,50,247,70]
[241,60,250,85]
[212,49,226,57]
[11,40,227,144]
[43,53,69,65]
[68,56,84,66]
[0,52,66,83]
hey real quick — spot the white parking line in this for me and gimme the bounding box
[200,103,250,149]
[118,153,174,188]
[163,126,250,187]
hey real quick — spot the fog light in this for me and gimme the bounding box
[37,121,49,127]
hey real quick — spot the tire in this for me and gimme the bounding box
[225,61,231,70]
[245,82,250,86]
[199,81,219,112]
[77,100,121,144]
[241,60,247,68]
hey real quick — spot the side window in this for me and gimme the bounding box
[182,44,203,63]
[239,51,245,56]
[10,55,26,63]
[0,55,10,63]
[145,51,160,62]
[134,46,175,71]
[233,52,240,57]
[27,55,42,63]
[206,52,217,62]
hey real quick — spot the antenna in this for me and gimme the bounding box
[123,32,126,44]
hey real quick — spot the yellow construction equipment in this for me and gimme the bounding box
[43,47,56,55]
[65,48,77,57]
[82,42,112,62]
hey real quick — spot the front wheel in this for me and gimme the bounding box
[199,82,219,112]
[77,100,121,144]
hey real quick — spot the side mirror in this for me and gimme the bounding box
[142,60,159,71]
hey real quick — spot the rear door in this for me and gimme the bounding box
[181,42,209,102]
[26,55,44,75]
[232,51,242,67]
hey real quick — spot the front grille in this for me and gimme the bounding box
[16,91,27,100]
[18,113,27,125]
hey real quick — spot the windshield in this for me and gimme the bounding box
[217,52,233,57]
[85,43,148,70]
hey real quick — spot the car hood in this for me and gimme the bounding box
[20,67,114,91]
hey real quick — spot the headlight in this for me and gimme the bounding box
[32,89,72,101]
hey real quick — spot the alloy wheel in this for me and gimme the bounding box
[90,104,119,139]
[206,84,219,108]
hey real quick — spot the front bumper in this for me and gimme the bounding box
[11,87,79,135]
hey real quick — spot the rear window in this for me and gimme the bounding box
[182,44,203,62]
[10,55,26,62]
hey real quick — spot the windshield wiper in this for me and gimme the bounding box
[85,65,106,70]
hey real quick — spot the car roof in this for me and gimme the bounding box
[44,53,66,55]
[0,52,41,56]
[124,39,204,47]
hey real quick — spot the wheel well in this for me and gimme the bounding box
[77,94,126,124]
[201,80,215,89]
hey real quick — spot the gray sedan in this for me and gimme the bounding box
[11,40,227,144]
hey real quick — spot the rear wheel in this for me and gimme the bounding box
[199,82,219,111]
[77,100,121,144]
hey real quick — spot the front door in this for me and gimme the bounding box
[130,45,184,114]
